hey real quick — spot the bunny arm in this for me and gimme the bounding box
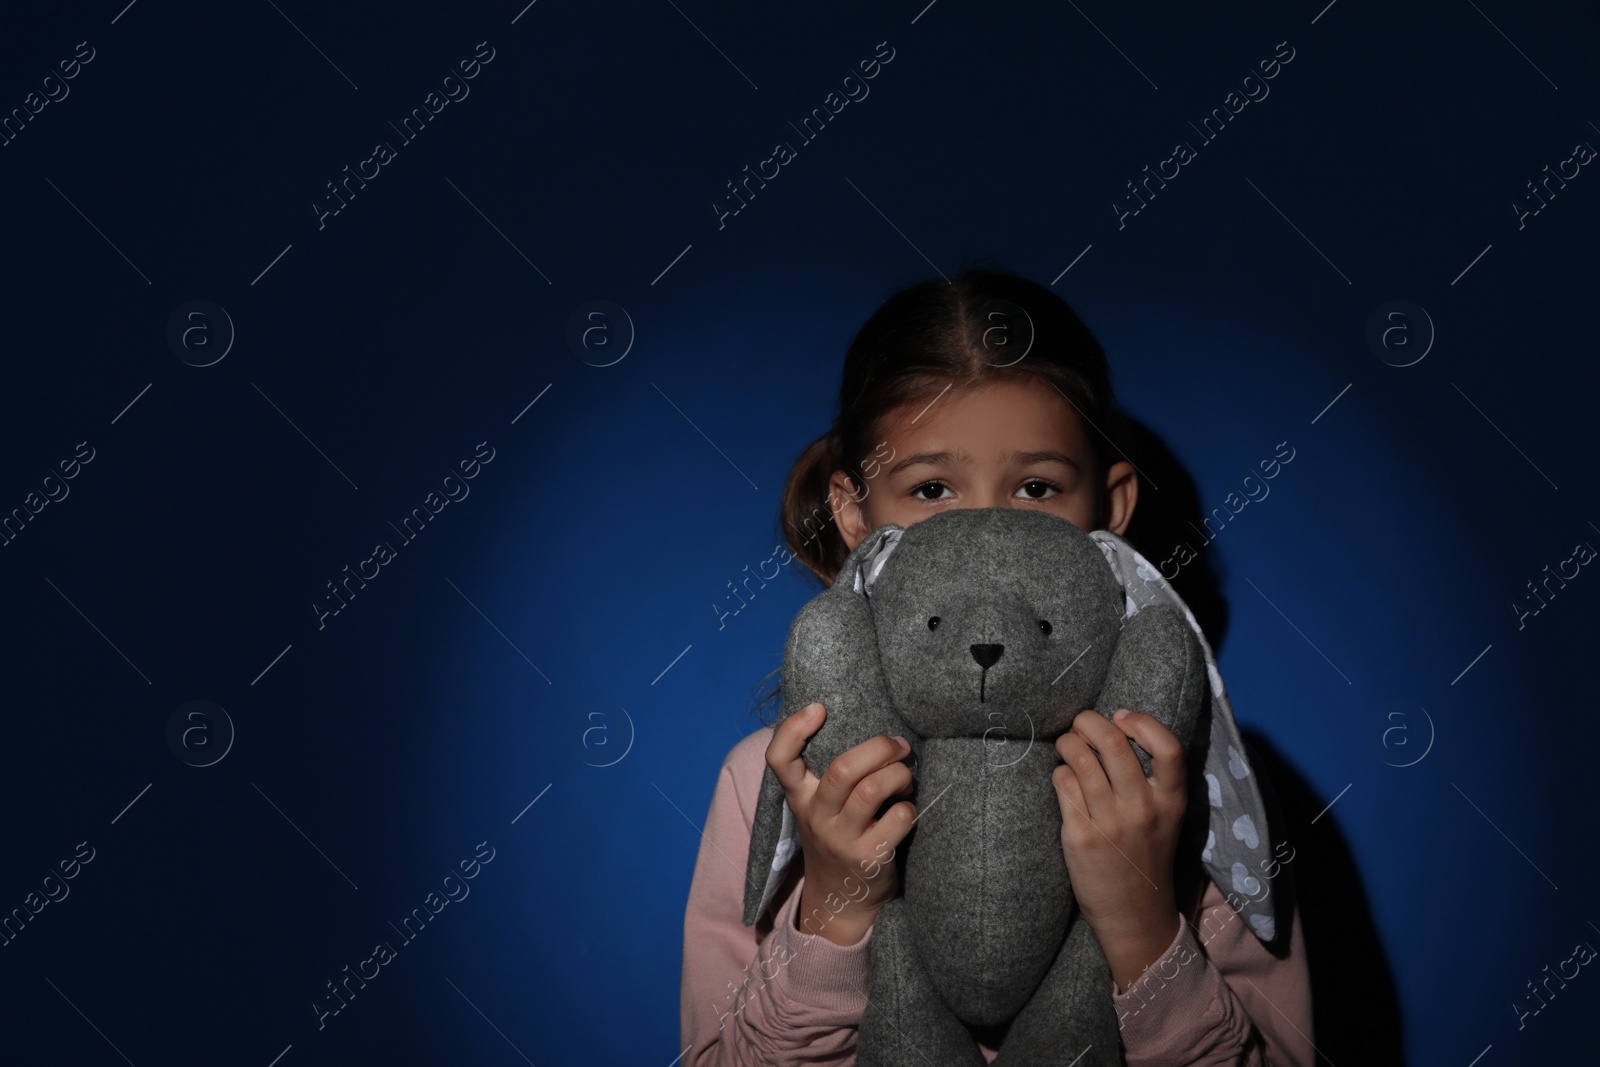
[1091,604,1207,771]
[743,526,914,927]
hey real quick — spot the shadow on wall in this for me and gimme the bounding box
[1244,729,1407,1065]
[1117,418,1232,656]
[1120,416,1405,1061]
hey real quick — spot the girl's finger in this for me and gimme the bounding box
[1073,709,1146,797]
[766,703,824,792]
[879,799,919,843]
[1111,710,1186,798]
[1056,732,1112,817]
[1051,762,1089,832]
[839,759,914,836]
[813,735,907,820]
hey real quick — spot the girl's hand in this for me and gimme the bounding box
[1052,708,1187,992]
[765,702,917,946]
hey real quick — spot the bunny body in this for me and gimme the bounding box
[744,508,1206,1065]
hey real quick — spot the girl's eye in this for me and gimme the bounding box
[1038,619,1052,635]
[911,480,953,502]
[1017,479,1061,500]
[928,616,941,631]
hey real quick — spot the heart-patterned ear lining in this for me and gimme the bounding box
[750,797,799,925]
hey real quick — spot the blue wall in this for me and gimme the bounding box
[1,0,1596,1063]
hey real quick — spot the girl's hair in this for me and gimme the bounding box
[750,267,1132,726]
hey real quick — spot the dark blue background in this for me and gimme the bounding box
[1,0,1596,1063]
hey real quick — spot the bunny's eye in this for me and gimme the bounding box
[927,616,941,631]
[1038,619,1053,635]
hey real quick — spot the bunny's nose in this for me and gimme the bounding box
[970,643,1004,669]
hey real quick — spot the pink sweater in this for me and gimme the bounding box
[680,726,1315,1066]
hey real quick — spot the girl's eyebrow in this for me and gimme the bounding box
[1008,449,1082,472]
[886,448,1081,476]
[885,449,965,475]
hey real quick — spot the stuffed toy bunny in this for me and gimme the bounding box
[742,507,1280,1065]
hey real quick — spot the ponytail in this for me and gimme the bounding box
[777,430,853,588]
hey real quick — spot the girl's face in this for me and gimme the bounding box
[827,377,1137,553]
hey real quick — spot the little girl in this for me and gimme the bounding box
[679,269,1313,1065]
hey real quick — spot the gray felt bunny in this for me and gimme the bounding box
[742,507,1211,1066]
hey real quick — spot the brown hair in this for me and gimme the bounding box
[751,267,1132,725]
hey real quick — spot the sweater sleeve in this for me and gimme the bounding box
[680,727,877,1067]
[1112,876,1315,1067]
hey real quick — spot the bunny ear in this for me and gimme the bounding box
[743,766,798,925]
[1088,528,1290,948]
[836,523,906,597]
